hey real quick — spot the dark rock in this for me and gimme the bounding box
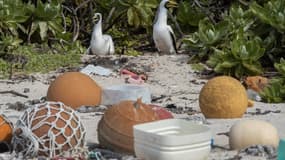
[23,88,30,93]
[6,101,29,111]
[239,145,277,159]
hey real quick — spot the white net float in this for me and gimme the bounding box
[12,101,86,158]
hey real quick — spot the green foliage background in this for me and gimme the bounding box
[1,0,285,102]
[180,0,285,102]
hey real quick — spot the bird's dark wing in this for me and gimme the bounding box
[167,25,177,54]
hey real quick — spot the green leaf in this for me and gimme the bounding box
[190,63,205,72]
[198,18,228,45]
[250,1,285,32]
[33,0,61,21]
[143,0,158,8]
[127,8,134,26]
[230,31,265,61]
[274,58,285,76]
[135,6,151,26]
[48,20,63,35]
[39,22,48,40]
[177,1,205,26]
[260,79,285,103]
[219,61,238,68]
[242,62,263,74]
[29,22,39,38]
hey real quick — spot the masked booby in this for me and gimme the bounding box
[88,13,115,55]
[153,0,178,54]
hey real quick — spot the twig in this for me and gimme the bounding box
[193,0,216,24]
[238,0,249,6]
[103,11,125,32]
[0,80,15,84]
[75,0,92,12]
[104,7,116,31]
[62,5,80,42]
[0,90,29,98]
[263,71,279,78]
[72,15,80,42]
[61,11,67,33]
[62,5,73,13]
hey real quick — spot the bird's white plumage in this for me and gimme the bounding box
[89,13,114,55]
[153,0,177,54]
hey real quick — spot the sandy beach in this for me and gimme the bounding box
[0,54,283,160]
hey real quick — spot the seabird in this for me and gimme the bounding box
[88,13,115,55]
[153,0,178,54]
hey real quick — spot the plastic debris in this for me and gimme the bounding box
[244,76,268,93]
[126,76,144,84]
[101,84,151,105]
[247,89,262,102]
[184,114,208,125]
[240,145,277,158]
[76,105,107,113]
[278,139,285,160]
[80,65,112,76]
[120,69,146,84]
[88,151,104,160]
[134,119,212,160]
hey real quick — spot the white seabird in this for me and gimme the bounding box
[153,0,177,54]
[88,13,115,55]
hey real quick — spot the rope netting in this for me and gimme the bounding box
[12,101,86,158]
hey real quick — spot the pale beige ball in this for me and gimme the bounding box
[229,119,279,149]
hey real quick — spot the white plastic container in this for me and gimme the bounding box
[133,119,212,160]
[101,84,151,105]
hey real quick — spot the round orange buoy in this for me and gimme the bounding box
[12,102,86,158]
[0,114,13,144]
[47,72,102,109]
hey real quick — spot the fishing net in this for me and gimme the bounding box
[12,101,86,158]
[0,114,13,127]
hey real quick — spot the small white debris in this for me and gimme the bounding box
[80,64,112,76]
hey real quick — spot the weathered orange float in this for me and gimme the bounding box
[47,72,102,109]
[98,99,161,153]
[12,102,86,157]
[0,114,13,144]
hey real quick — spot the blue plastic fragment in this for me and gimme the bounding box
[278,139,285,160]
[211,138,214,147]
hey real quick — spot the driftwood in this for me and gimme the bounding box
[0,90,28,98]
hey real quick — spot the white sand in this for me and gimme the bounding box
[0,54,284,159]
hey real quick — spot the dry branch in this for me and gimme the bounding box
[0,90,28,98]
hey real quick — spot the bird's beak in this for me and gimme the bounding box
[166,0,178,9]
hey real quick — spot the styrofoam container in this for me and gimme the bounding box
[101,84,151,105]
[133,119,212,160]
